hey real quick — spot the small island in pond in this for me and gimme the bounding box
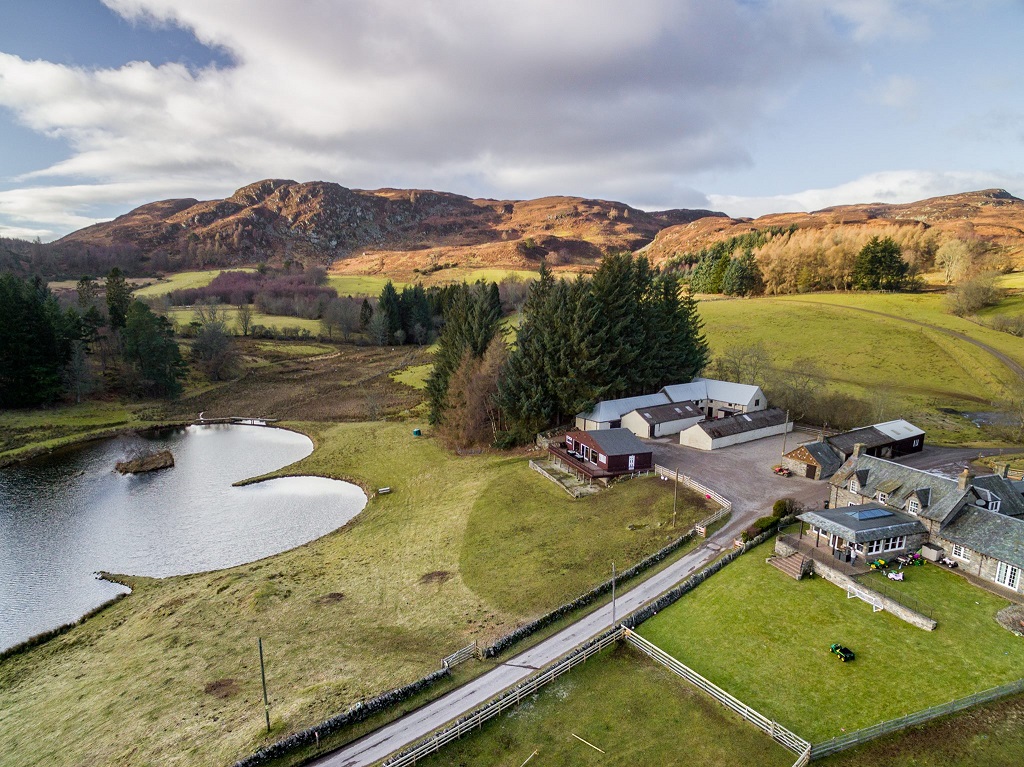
[115,450,174,475]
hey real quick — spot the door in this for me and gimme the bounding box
[805,463,816,479]
[628,454,636,471]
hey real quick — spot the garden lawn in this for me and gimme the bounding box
[134,268,257,297]
[0,423,714,767]
[414,643,795,767]
[462,467,717,615]
[638,549,1024,742]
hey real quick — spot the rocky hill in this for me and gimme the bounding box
[56,179,724,274]
[641,189,1024,266]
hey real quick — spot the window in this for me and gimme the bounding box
[754,398,760,406]
[951,544,971,562]
[913,439,920,447]
[597,453,607,464]
[996,561,1021,591]
[990,499,1001,513]
[866,540,883,555]
[849,478,859,493]
[907,498,920,514]
[848,501,857,507]
[877,492,888,504]
[883,536,905,552]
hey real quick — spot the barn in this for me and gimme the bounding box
[781,441,844,480]
[678,408,791,450]
[826,419,925,462]
[620,400,704,438]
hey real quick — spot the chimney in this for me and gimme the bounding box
[852,443,865,458]
[958,468,973,491]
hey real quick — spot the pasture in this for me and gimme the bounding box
[413,644,794,767]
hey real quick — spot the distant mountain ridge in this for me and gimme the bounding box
[56,179,725,273]
[20,183,1024,278]
[642,188,1024,265]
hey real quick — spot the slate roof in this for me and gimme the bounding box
[827,426,892,455]
[788,440,843,478]
[799,504,927,543]
[831,454,967,523]
[586,428,651,457]
[971,474,1024,519]
[694,407,787,439]
[577,393,670,424]
[940,506,1024,569]
[630,401,703,425]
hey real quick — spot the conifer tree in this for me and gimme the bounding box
[105,267,132,330]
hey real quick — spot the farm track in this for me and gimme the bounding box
[787,300,1024,384]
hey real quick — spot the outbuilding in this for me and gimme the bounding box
[620,400,704,438]
[678,407,791,450]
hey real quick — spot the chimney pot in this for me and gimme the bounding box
[958,468,973,491]
[999,463,1010,478]
[852,443,865,458]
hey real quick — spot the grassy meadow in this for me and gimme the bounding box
[698,290,1024,444]
[165,306,323,335]
[414,644,795,767]
[0,422,716,767]
[639,547,1024,742]
[133,268,258,297]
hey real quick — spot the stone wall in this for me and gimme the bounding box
[811,561,937,630]
[781,455,816,479]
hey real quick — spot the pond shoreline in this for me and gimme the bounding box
[0,420,193,470]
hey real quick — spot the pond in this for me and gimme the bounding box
[0,425,365,651]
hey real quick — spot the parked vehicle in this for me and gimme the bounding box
[830,643,855,662]
[772,466,792,477]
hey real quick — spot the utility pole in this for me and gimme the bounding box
[781,409,790,456]
[259,637,271,734]
[611,562,616,625]
[672,472,679,528]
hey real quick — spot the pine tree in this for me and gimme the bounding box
[122,301,186,397]
[359,298,373,330]
[721,250,765,296]
[105,267,132,330]
[378,281,402,342]
[852,236,908,291]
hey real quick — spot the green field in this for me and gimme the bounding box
[133,268,257,297]
[326,274,406,296]
[165,306,322,334]
[390,362,432,390]
[462,469,716,614]
[639,547,1024,742]
[0,423,715,767]
[415,644,794,767]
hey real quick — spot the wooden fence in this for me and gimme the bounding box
[621,629,811,759]
[441,642,477,670]
[384,629,623,766]
[655,464,732,511]
[811,677,1024,759]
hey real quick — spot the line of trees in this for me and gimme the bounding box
[426,254,710,448]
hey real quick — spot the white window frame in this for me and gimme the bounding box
[877,492,888,504]
[597,453,607,464]
[883,536,905,552]
[849,478,859,493]
[627,454,636,471]
[990,499,1001,512]
[996,561,1020,591]
[907,498,920,514]
[951,543,970,562]
[866,539,883,555]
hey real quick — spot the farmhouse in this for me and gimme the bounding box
[678,407,791,451]
[781,419,925,479]
[813,448,1024,594]
[575,378,766,436]
[548,428,654,481]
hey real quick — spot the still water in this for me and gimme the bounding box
[0,425,365,650]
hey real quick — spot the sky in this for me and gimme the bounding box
[1,0,1023,241]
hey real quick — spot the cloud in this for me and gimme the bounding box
[0,0,858,237]
[708,169,1024,218]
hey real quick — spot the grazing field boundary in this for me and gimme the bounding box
[655,464,732,510]
[621,628,811,761]
[384,628,623,767]
[442,642,477,670]
[810,677,1024,759]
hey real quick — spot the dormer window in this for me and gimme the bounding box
[907,498,920,514]
[877,492,888,504]
[849,478,859,494]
